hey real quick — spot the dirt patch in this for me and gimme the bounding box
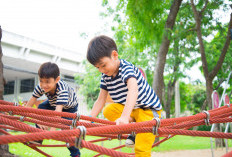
[152,148,232,157]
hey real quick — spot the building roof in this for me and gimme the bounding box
[1,30,85,82]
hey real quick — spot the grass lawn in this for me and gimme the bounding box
[152,136,231,152]
[9,134,232,157]
[9,135,133,157]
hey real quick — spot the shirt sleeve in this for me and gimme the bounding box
[32,85,44,98]
[100,75,107,91]
[121,65,137,83]
[56,90,69,106]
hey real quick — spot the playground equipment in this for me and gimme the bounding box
[1,100,232,157]
[210,71,232,157]
[224,94,231,153]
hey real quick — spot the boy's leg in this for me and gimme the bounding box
[103,103,125,121]
[63,106,80,157]
[67,146,80,157]
[30,100,54,145]
[37,100,53,110]
[103,103,162,156]
[132,109,162,157]
[35,100,54,129]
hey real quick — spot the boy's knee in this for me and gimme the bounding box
[103,103,123,121]
[103,106,110,119]
[103,104,115,120]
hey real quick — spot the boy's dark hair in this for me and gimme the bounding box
[87,35,118,65]
[38,62,60,79]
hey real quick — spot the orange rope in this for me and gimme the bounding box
[1,101,232,157]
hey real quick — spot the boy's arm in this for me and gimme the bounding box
[49,105,64,131]
[116,77,138,125]
[26,96,37,107]
[55,105,64,112]
[26,96,48,130]
[90,88,108,118]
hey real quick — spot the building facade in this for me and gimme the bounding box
[2,30,88,114]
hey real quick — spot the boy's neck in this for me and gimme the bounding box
[112,59,120,78]
[48,85,57,95]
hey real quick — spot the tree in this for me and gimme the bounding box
[75,61,101,109]
[0,26,16,157]
[82,0,232,118]
[209,24,232,99]
[190,0,232,110]
[190,0,232,148]
[152,0,183,102]
[102,0,183,103]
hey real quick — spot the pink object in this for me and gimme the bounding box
[212,91,220,109]
[138,68,147,80]
[224,94,230,105]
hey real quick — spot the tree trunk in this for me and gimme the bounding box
[152,0,182,103]
[0,26,16,157]
[205,78,213,109]
[165,80,176,118]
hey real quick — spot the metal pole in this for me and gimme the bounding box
[224,122,230,153]
[175,81,180,117]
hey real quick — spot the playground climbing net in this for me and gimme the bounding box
[1,100,232,157]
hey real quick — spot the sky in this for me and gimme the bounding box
[0,0,113,55]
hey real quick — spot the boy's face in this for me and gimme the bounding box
[95,50,120,77]
[39,76,60,93]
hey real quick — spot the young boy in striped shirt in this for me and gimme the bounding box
[87,35,162,157]
[26,62,80,157]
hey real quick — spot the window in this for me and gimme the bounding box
[20,78,35,93]
[63,75,75,82]
[4,81,15,95]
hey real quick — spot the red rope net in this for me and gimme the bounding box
[1,100,232,157]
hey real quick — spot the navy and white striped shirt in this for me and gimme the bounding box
[100,59,162,110]
[33,80,78,109]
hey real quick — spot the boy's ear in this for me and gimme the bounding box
[55,76,60,83]
[112,50,118,60]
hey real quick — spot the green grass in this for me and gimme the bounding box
[9,136,99,157]
[8,131,132,157]
[152,136,231,152]
[9,134,232,157]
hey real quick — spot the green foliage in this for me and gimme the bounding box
[75,61,101,109]
[102,0,204,117]
[197,125,212,131]
[203,13,232,97]
[101,0,173,86]
[169,0,232,114]
[125,0,170,46]
[167,1,200,73]
[95,0,232,117]
[208,24,232,91]
[188,86,206,115]
[179,82,194,112]
[190,0,232,104]
[166,81,205,117]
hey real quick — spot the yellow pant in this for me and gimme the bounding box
[103,103,162,157]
